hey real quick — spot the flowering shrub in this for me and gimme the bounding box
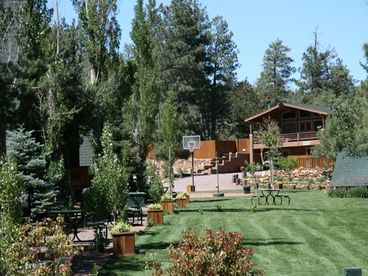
[151,228,263,275]
[4,217,79,275]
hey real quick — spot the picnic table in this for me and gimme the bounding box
[48,209,111,242]
[251,188,290,207]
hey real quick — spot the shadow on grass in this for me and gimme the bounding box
[191,198,231,203]
[243,238,304,247]
[137,241,178,251]
[176,207,272,213]
[137,230,159,236]
[100,255,145,275]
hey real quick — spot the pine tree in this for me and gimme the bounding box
[256,39,295,108]
[158,0,211,135]
[7,128,58,219]
[204,15,239,139]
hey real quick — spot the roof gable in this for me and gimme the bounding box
[331,153,368,187]
[244,102,331,123]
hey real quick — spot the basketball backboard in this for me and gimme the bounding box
[182,135,201,151]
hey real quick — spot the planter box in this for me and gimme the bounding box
[275,182,283,189]
[242,185,251,194]
[147,209,163,224]
[112,232,135,256]
[161,200,174,214]
[186,185,194,192]
[185,195,190,204]
[176,198,187,208]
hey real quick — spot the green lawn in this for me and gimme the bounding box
[101,190,368,275]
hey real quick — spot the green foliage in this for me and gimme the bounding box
[7,128,58,219]
[278,157,297,176]
[4,217,79,275]
[84,125,129,215]
[147,203,163,211]
[147,167,164,203]
[328,187,368,198]
[161,194,172,201]
[256,39,295,107]
[246,162,259,176]
[110,220,132,234]
[151,228,263,275]
[0,157,23,272]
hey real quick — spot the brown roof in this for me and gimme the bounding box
[244,103,331,123]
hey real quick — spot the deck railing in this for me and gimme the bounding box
[253,131,319,144]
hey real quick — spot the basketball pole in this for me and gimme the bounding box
[191,148,195,191]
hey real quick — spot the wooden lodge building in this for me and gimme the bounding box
[193,103,333,173]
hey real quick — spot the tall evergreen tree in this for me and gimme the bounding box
[13,0,52,135]
[158,0,211,136]
[7,128,58,219]
[219,80,260,139]
[123,0,160,189]
[256,39,295,108]
[204,15,239,139]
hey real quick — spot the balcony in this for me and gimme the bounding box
[253,131,320,148]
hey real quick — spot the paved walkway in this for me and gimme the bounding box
[171,172,243,192]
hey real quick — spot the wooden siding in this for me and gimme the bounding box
[290,155,334,169]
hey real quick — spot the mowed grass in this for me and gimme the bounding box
[101,190,368,275]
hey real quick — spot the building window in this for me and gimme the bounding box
[300,121,312,132]
[281,122,297,133]
[313,120,323,131]
[282,110,297,119]
[300,110,312,118]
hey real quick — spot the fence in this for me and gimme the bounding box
[290,155,334,169]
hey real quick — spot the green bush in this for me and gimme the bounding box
[84,126,129,216]
[147,167,164,203]
[328,186,368,198]
[4,217,79,275]
[0,158,23,272]
[150,228,263,275]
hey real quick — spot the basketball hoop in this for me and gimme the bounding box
[182,135,201,192]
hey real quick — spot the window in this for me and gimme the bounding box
[282,110,296,119]
[300,121,312,132]
[300,110,312,118]
[282,122,297,133]
[314,120,323,131]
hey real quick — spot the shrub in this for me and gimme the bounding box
[0,158,23,272]
[84,126,129,216]
[161,193,172,201]
[147,167,164,203]
[151,228,263,275]
[328,186,368,198]
[147,203,163,211]
[110,220,132,234]
[4,217,79,275]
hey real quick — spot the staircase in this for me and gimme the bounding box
[209,152,249,174]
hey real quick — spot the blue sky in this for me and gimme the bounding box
[52,0,367,84]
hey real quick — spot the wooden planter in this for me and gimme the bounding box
[185,195,190,204]
[275,182,283,189]
[112,232,135,256]
[176,198,187,208]
[161,200,174,214]
[147,209,163,224]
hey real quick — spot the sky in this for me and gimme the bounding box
[51,0,368,84]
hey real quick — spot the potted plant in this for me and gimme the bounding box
[175,193,187,208]
[147,203,164,225]
[110,220,135,256]
[161,194,174,214]
[182,191,190,204]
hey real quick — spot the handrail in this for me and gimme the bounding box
[253,131,319,144]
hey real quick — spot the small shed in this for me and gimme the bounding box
[331,153,368,187]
